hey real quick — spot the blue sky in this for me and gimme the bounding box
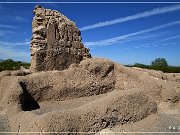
[0,1,180,66]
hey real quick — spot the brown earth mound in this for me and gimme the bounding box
[9,89,156,134]
[0,58,179,134]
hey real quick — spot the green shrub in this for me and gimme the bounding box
[0,59,30,72]
[126,58,180,73]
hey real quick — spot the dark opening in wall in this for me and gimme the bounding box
[19,81,40,111]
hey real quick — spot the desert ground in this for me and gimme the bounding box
[0,58,179,134]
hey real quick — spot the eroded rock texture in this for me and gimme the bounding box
[30,5,91,72]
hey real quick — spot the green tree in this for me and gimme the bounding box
[151,58,168,67]
[0,59,30,72]
[134,63,149,68]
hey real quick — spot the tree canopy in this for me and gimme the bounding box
[151,58,168,67]
[126,58,180,73]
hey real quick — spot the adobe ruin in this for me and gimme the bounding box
[30,5,91,72]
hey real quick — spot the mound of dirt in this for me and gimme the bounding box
[0,58,116,113]
[110,113,180,134]
[0,58,179,134]
[21,58,116,102]
[9,89,157,134]
[0,112,9,133]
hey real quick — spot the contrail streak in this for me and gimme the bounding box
[80,4,180,31]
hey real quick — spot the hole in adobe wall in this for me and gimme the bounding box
[19,81,40,111]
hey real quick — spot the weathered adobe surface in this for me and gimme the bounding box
[0,58,180,134]
[9,89,157,134]
[30,5,91,72]
[0,58,116,112]
[0,58,179,113]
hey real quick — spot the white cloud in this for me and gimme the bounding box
[0,41,30,46]
[84,20,180,47]
[116,33,164,44]
[0,46,30,61]
[119,35,180,50]
[80,4,180,31]
[0,30,14,36]
[0,24,17,29]
[135,42,176,49]
[13,16,27,22]
[0,40,30,61]
[138,35,180,48]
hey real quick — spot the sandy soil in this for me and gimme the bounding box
[0,111,9,133]
[0,58,179,134]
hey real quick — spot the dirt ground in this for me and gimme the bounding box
[0,58,179,134]
[0,111,9,133]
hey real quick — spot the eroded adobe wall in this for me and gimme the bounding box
[30,5,91,72]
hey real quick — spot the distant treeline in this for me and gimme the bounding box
[1,58,179,73]
[126,58,180,73]
[0,59,30,72]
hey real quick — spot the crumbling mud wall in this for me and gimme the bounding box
[30,5,91,72]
